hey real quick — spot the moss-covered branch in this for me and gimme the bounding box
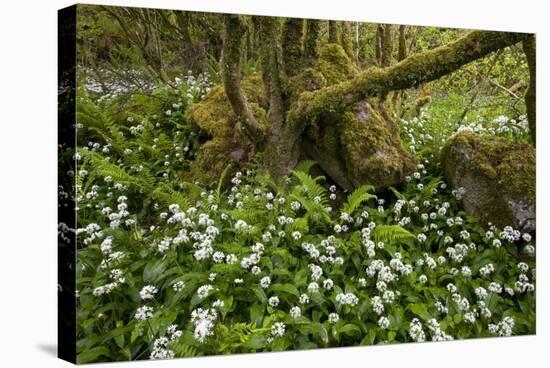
[288,30,528,128]
[523,34,536,146]
[220,15,266,144]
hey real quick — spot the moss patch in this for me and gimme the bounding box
[315,44,359,85]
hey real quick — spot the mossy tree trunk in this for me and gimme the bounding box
[341,21,355,61]
[304,19,320,65]
[282,18,305,77]
[219,17,528,184]
[375,25,383,65]
[255,17,305,179]
[398,25,408,61]
[522,34,536,146]
[328,21,341,44]
[380,24,394,67]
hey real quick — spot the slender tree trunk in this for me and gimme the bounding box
[282,18,305,77]
[328,21,341,44]
[523,34,536,146]
[380,24,394,67]
[257,17,302,179]
[304,19,320,65]
[375,25,383,65]
[398,25,408,61]
[341,21,355,61]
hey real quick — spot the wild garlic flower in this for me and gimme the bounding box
[488,316,515,337]
[268,296,280,307]
[270,322,286,337]
[378,316,390,329]
[260,276,271,289]
[190,308,217,342]
[172,281,185,292]
[290,306,301,319]
[409,318,426,342]
[197,284,214,299]
[135,306,154,321]
[336,292,359,307]
[139,285,158,300]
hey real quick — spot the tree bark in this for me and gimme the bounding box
[341,21,355,61]
[328,21,341,44]
[523,34,536,146]
[220,15,266,145]
[398,25,408,61]
[288,30,528,129]
[375,25,383,65]
[282,18,305,77]
[380,24,394,67]
[304,19,320,65]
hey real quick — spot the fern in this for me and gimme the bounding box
[294,160,318,174]
[80,150,153,191]
[341,184,376,215]
[216,163,233,203]
[172,342,199,358]
[389,186,406,200]
[76,97,116,142]
[151,183,191,210]
[290,170,327,202]
[372,225,415,243]
[422,177,443,196]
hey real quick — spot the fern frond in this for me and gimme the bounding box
[294,160,318,174]
[151,183,191,210]
[389,186,406,200]
[216,163,233,203]
[79,150,152,191]
[372,225,414,243]
[290,170,327,203]
[341,184,376,215]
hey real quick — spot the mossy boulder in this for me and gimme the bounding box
[441,132,535,231]
[186,74,266,184]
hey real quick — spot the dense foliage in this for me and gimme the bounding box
[61,73,535,363]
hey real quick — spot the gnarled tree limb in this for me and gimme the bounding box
[220,15,266,144]
[288,30,528,128]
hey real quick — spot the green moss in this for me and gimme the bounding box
[315,44,358,85]
[282,18,305,77]
[287,68,327,104]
